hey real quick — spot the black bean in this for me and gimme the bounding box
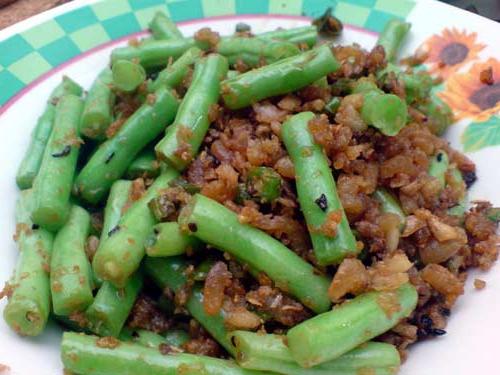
[463,170,477,188]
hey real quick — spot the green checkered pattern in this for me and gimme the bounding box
[0,0,415,106]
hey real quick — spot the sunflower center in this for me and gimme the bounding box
[439,43,469,65]
[469,82,500,111]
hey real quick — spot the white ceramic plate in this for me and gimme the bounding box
[0,0,499,374]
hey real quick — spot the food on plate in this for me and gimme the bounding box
[2,9,499,375]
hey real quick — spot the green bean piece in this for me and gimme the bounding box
[258,26,317,41]
[216,37,300,67]
[112,60,147,92]
[165,329,190,347]
[134,329,168,348]
[352,79,408,136]
[3,190,54,336]
[287,283,418,368]
[155,54,228,170]
[179,194,331,313]
[447,167,467,217]
[149,46,203,92]
[111,38,206,69]
[100,180,133,242]
[227,70,240,79]
[417,98,454,136]
[80,68,115,140]
[231,331,400,375]
[85,272,143,337]
[247,167,282,203]
[145,222,201,257]
[376,19,411,62]
[221,44,340,109]
[61,332,271,375]
[428,150,449,190]
[16,77,82,189]
[50,205,93,316]
[378,63,433,104]
[149,11,183,41]
[32,94,84,231]
[144,256,236,355]
[126,149,161,179]
[325,97,341,115]
[93,169,179,287]
[373,188,406,228]
[287,31,318,48]
[282,112,357,265]
[75,87,179,204]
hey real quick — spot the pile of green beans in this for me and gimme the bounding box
[7,10,473,375]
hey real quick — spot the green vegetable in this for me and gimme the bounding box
[75,87,179,204]
[258,26,317,41]
[100,180,132,242]
[149,46,203,91]
[165,329,190,348]
[61,332,271,375]
[281,112,357,265]
[3,190,54,336]
[377,63,433,104]
[111,38,206,69]
[417,98,454,136]
[133,329,168,348]
[32,94,84,231]
[376,19,411,62]
[428,150,449,190]
[325,97,341,115]
[144,256,236,355]
[126,149,161,179]
[50,205,94,316]
[247,167,282,203]
[16,77,82,189]
[93,169,179,288]
[287,31,318,48]
[112,60,147,92]
[216,37,300,67]
[447,167,467,217]
[178,194,331,313]
[80,68,115,140]
[231,331,400,375]
[487,207,500,222]
[145,222,201,257]
[373,188,406,228]
[287,284,418,368]
[155,54,228,170]
[85,272,143,337]
[221,44,340,109]
[149,12,183,41]
[352,79,408,136]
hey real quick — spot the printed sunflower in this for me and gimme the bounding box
[438,58,500,122]
[421,28,485,79]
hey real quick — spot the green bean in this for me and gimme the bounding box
[258,26,317,41]
[155,54,228,170]
[93,169,179,287]
[165,329,190,347]
[428,150,449,190]
[111,38,206,69]
[75,87,179,204]
[247,167,282,203]
[282,112,357,265]
[221,44,340,109]
[112,60,147,92]
[227,70,240,79]
[216,37,300,67]
[50,205,93,316]
[134,329,168,348]
[145,222,201,257]
[287,283,418,368]
[126,149,161,179]
[80,68,115,140]
[16,77,82,189]
[61,332,271,375]
[373,188,406,228]
[32,94,84,231]
[3,190,54,336]
[325,97,341,115]
[231,331,400,375]
[101,180,132,242]
[149,46,203,92]
[178,194,331,313]
[149,11,183,41]
[447,167,467,217]
[352,79,408,136]
[144,256,236,355]
[85,272,143,337]
[417,98,454,136]
[287,31,318,48]
[376,19,411,62]
[377,63,433,104]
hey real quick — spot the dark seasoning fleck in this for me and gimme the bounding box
[51,145,71,158]
[108,225,121,236]
[188,222,198,232]
[105,152,115,164]
[315,193,328,211]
